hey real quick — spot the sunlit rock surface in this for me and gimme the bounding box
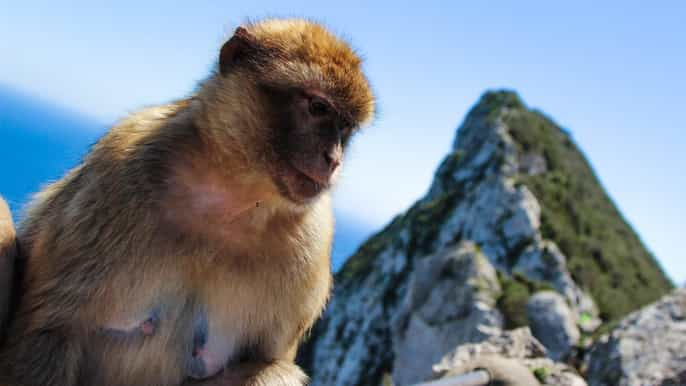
[391,242,502,385]
[586,289,686,386]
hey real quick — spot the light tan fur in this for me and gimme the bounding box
[0,18,374,386]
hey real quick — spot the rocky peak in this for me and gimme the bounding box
[298,90,673,386]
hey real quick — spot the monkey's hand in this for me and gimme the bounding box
[184,360,307,386]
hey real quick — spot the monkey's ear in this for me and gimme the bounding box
[219,27,259,75]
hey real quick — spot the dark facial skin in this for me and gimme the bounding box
[261,85,355,204]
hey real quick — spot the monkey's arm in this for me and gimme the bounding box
[0,200,82,386]
[0,173,161,386]
[0,197,17,335]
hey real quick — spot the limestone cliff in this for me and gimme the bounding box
[298,91,673,386]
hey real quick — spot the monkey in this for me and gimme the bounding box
[0,197,18,341]
[0,18,374,386]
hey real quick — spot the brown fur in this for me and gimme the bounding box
[0,198,17,341]
[0,18,374,386]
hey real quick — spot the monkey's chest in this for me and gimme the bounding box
[187,269,317,379]
[200,266,313,355]
[99,263,320,380]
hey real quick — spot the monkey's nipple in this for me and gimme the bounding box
[140,318,156,336]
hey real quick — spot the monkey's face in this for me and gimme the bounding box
[216,22,374,205]
[262,86,354,204]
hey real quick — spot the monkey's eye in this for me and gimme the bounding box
[341,117,354,130]
[308,98,331,117]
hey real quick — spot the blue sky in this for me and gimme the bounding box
[1,1,684,283]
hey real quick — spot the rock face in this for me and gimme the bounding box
[586,289,686,386]
[298,91,673,386]
[391,242,503,385]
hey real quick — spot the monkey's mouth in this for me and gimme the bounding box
[275,161,330,204]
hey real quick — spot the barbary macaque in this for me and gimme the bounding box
[0,18,374,386]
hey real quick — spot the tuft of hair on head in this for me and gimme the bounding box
[218,18,375,127]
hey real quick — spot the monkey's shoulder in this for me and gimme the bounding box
[112,101,191,133]
[93,100,196,156]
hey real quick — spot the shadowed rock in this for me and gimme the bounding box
[527,291,580,361]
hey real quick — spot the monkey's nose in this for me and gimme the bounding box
[299,146,342,185]
[323,151,341,171]
[323,144,342,172]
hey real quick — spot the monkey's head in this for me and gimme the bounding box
[203,19,375,205]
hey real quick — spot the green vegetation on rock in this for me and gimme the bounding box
[533,367,550,383]
[336,214,404,283]
[491,91,674,321]
[497,272,554,329]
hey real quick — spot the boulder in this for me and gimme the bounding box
[527,291,580,361]
[586,289,686,386]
